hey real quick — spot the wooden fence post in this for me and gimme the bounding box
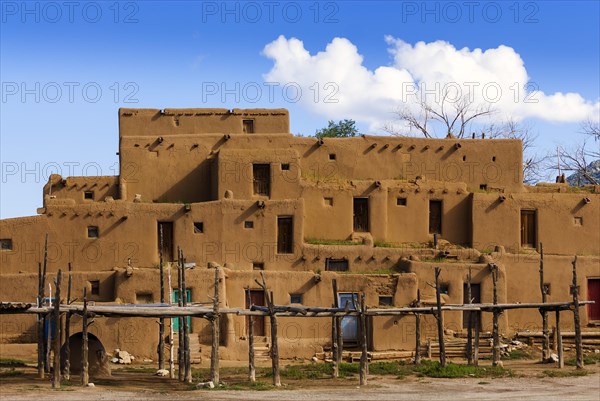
[539,243,550,362]
[258,272,281,387]
[359,292,368,386]
[571,256,584,369]
[434,267,446,367]
[210,267,220,385]
[52,270,62,389]
[246,288,255,383]
[555,310,564,369]
[414,289,421,365]
[332,278,341,377]
[158,225,165,371]
[81,288,89,387]
[491,264,501,367]
[466,267,473,365]
[181,251,192,384]
[64,263,72,381]
[177,248,184,382]
[37,262,45,379]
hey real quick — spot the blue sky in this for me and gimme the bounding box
[1,0,599,218]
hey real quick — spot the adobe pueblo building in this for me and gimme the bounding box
[1,108,599,363]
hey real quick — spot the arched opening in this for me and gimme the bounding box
[60,332,111,377]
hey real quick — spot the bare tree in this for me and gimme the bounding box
[384,88,493,138]
[555,140,598,185]
[488,119,545,184]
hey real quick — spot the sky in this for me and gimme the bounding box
[1,0,599,218]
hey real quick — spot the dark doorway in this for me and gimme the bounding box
[353,198,369,232]
[520,210,537,248]
[246,289,265,336]
[158,221,174,261]
[463,283,481,330]
[243,119,255,133]
[277,216,293,254]
[60,333,110,377]
[429,200,442,234]
[253,164,270,196]
[588,278,600,321]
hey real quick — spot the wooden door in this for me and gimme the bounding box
[463,283,481,330]
[520,210,536,247]
[277,216,293,254]
[158,222,174,261]
[429,200,442,234]
[588,279,600,321]
[353,198,369,232]
[253,164,270,196]
[246,290,265,336]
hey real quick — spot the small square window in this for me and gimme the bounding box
[84,191,94,200]
[324,197,334,206]
[90,280,100,296]
[290,293,303,304]
[194,222,204,234]
[252,262,264,270]
[397,197,407,206]
[479,184,488,191]
[329,153,336,160]
[87,226,99,238]
[0,239,13,250]
[135,292,153,304]
[243,119,254,133]
[281,163,290,171]
[244,221,254,229]
[379,296,393,306]
[574,217,583,226]
[439,284,449,295]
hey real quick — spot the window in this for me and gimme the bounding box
[253,164,270,196]
[396,197,407,206]
[277,217,293,254]
[136,292,153,304]
[429,200,442,234]
[439,284,449,295]
[281,163,290,170]
[90,280,100,296]
[325,258,349,272]
[244,221,254,229]
[87,226,99,238]
[193,222,204,234]
[574,217,583,226]
[242,119,254,133]
[252,262,264,270]
[329,153,336,160]
[84,191,94,200]
[0,239,12,250]
[379,296,393,306]
[543,283,551,296]
[479,184,488,191]
[290,294,303,304]
[324,197,334,206]
[520,210,537,248]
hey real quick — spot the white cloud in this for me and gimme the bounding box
[262,35,599,134]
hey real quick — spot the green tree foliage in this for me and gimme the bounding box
[314,119,360,139]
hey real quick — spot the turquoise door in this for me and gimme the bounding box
[172,289,191,332]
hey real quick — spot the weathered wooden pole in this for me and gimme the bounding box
[46,283,52,373]
[331,278,341,377]
[539,243,550,362]
[555,309,564,369]
[571,256,584,369]
[466,267,473,365]
[434,267,446,367]
[177,248,184,382]
[246,288,256,383]
[81,288,89,387]
[181,251,192,384]
[37,262,45,379]
[333,279,343,370]
[42,234,49,374]
[473,311,480,367]
[167,262,175,379]
[158,225,165,371]
[64,263,72,380]
[259,272,281,387]
[414,289,421,365]
[491,264,501,367]
[52,270,62,389]
[210,266,220,385]
[359,292,368,386]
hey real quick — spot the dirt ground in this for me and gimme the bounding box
[1,358,599,401]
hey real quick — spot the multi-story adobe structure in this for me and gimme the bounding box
[1,108,599,364]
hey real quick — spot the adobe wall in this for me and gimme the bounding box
[472,192,600,254]
[43,175,120,205]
